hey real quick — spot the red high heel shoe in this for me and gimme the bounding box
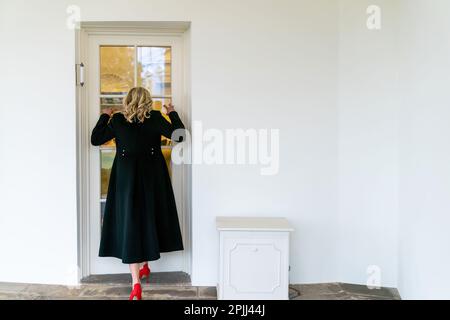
[129,283,142,300]
[139,263,151,283]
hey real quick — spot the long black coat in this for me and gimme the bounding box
[91,110,185,264]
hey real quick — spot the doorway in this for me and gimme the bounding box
[76,23,191,278]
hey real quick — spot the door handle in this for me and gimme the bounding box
[76,62,85,87]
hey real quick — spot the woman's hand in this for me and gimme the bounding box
[162,103,175,114]
[102,107,113,116]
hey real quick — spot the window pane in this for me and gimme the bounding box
[162,147,172,177]
[99,97,122,147]
[101,201,106,230]
[100,46,135,95]
[137,47,172,96]
[153,98,172,146]
[101,150,115,199]
[100,97,124,114]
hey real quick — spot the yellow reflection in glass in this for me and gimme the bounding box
[162,148,172,177]
[153,99,172,146]
[100,97,122,147]
[100,46,135,94]
[100,150,115,199]
[153,99,173,177]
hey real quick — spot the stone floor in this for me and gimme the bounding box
[0,272,401,300]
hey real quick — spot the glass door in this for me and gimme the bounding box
[99,45,174,226]
[88,35,185,275]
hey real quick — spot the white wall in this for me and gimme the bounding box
[0,0,340,285]
[0,0,79,285]
[336,0,450,297]
[336,0,399,288]
[397,0,450,299]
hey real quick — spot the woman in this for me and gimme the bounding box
[91,87,185,300]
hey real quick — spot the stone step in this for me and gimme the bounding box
[81,272,191,287]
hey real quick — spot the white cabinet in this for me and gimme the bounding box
[216,217,294,300]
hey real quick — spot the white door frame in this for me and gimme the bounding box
[75,22,191,280]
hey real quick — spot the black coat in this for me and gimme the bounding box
[91,110,185,264]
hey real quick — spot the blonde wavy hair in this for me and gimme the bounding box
[122,87,153,123]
